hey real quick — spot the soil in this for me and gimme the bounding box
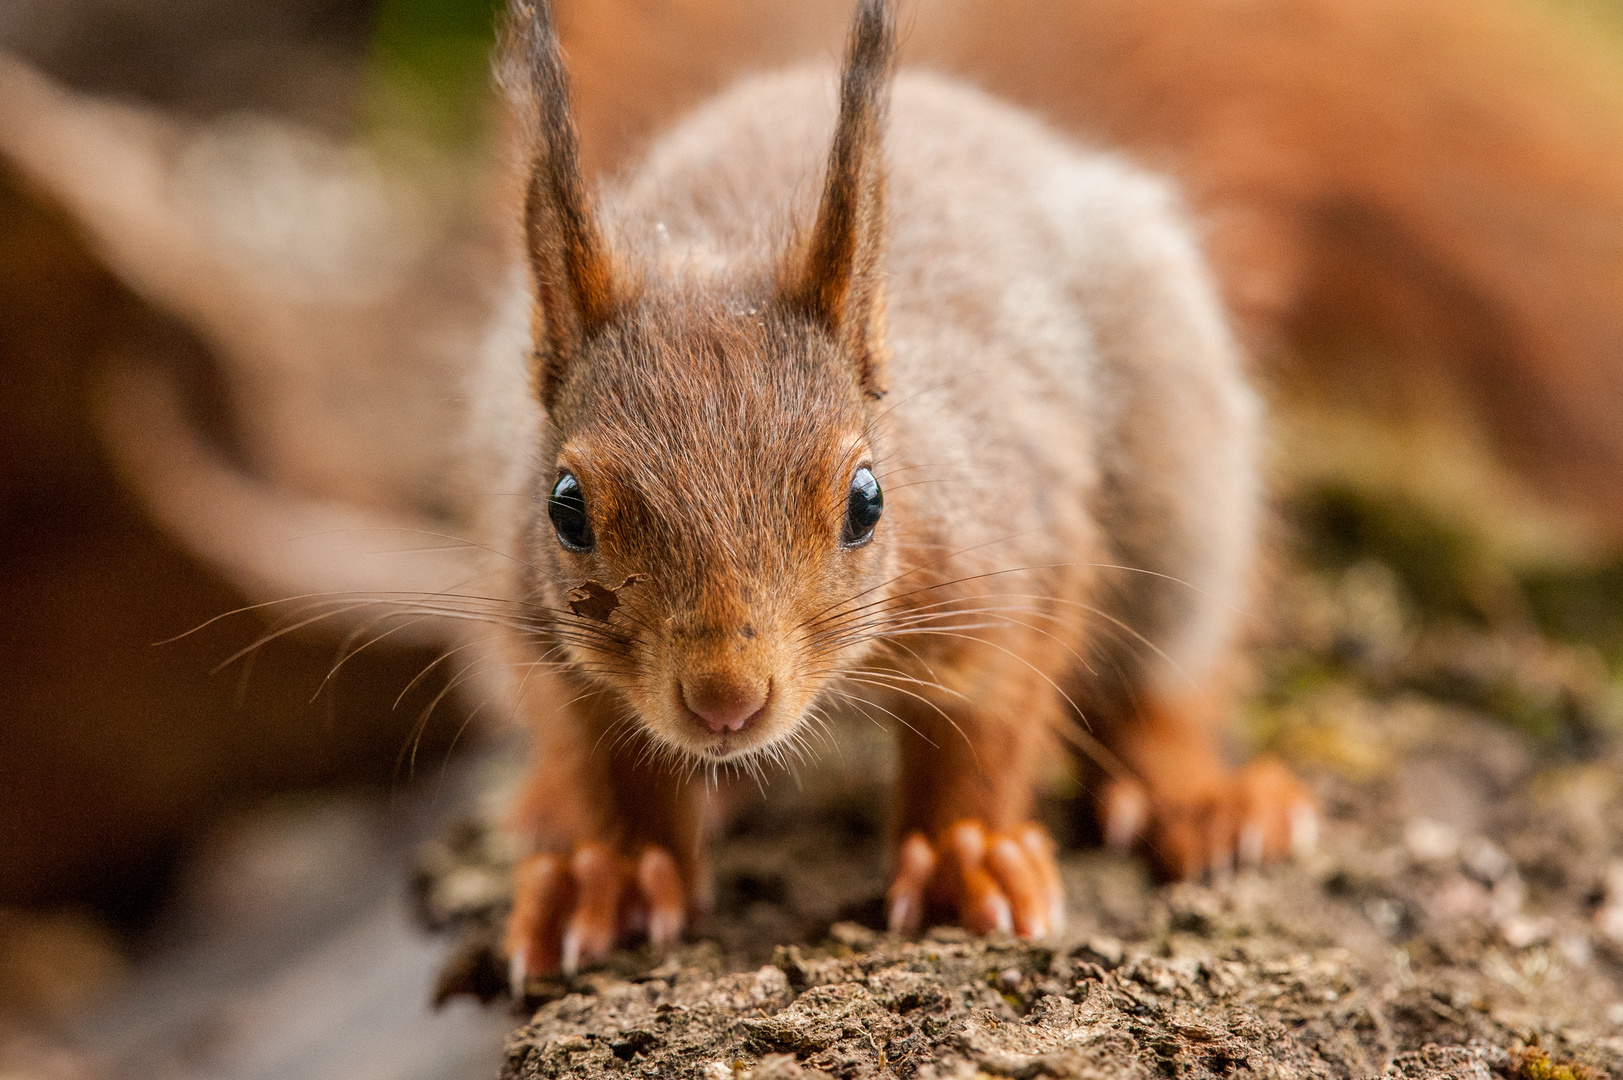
[417,487,1623,1079]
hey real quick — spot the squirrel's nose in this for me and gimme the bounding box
[680,674,769,734]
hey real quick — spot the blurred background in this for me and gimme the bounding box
[0,1,514,1076]
[3,0,1623,1077]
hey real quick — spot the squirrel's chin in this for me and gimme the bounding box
[663,722,794,765]
[689,734,774,763]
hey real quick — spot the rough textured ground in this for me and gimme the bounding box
[419,488,1623,1079]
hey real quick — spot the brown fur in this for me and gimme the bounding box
[498,0,1307,971]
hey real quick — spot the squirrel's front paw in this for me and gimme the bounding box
[886,820,1065,939]
[504,842,685,992]
[1100,754,1318,880]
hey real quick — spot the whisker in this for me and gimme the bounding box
[822,687,940,750]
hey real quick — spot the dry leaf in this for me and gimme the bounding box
[567,574,647,621]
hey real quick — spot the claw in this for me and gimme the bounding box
[1100,755,1317,881]
[1102,779,1149,852]
[559,926,583,976]
[1289,803,1319,857]
[505,841,686,988]
[509,948,529,1000]
[887,820,1064,940]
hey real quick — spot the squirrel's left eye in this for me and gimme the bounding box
[841,467,883,547]
[548,472,595,552]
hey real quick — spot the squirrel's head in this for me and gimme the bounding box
[501,0,898,766]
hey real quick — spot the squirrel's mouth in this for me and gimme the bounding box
[663,701,800,764]
[690,726,776,762]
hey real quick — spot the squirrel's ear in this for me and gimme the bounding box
[500,0,621,410]
[781,0,896,400]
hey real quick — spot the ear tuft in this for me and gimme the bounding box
[782,0,897,400]
[499,0,621,410]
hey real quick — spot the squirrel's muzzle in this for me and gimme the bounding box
[679,672,770,734]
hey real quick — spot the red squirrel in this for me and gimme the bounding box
[1,0,1615,990]
[496,0,1313,985]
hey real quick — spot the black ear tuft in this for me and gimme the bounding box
[781,0,897,400]
[499,0,621,410]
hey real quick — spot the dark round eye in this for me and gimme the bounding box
[841,466,883,546]
[548,472,594,552]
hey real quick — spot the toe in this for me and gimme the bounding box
[1204,801,1237,882]
[1130,758,1317,880]
[1015,823,1066,935]
[987,832,1046,936]
[506,853,568,994]
[889,820,1065,938]
[1238,820,1267,869]
[561,843,625,974]
[1152,809,1207,881]
[636,846,686,948]
[887,831,937,935]
[946,821,1013,934]
[1235,755,1318,861]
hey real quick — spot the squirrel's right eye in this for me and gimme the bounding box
[548,472,595,552]
[841,466,884,547]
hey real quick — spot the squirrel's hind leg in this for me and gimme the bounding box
[1093,689,1317,881]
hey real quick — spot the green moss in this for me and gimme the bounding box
[1520,560,1623,668]
[1287,484,1488,624]
[362,0,500,152]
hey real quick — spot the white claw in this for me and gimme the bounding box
[1289,804,1320,858]
[560,927,582,976]
[986,893,1013,935]
[888,893,915,935]
[1105,785,1148,852]
[509,949,529,1000]
[649,907,683,949]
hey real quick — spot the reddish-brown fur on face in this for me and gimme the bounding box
[526,301,894,764]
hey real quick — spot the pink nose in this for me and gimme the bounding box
[680,674,769,734]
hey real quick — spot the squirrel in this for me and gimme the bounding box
[493,0,1313,984]
[6,0,1610,975]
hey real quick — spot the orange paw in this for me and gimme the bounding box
[1100,754,1317,880]
[886,820,1065,939]
[504,842,685,992]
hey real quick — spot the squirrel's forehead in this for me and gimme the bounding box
[562,412,866,488]
[589,376,854,445]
